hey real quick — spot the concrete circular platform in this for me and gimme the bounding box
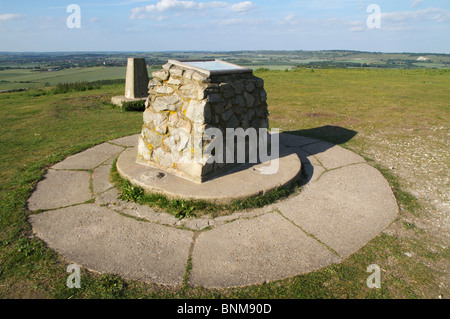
[117,144,302,204]
[27,133,399,288]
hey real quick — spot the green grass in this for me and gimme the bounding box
[0,68,449,299]
[0,66,144,91]
[111,158,295,219]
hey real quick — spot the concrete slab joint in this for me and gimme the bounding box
[27,132,398,288]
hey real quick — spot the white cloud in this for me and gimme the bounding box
[411,0,424,8]
[231,1,254,13]
[279,14,299,26]
[0,13,24,22]
[382,7,450,24]
[130,0,228,19]
[215,17,266,26]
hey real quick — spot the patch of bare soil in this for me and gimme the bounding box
[357,125,449,298]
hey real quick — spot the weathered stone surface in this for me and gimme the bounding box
[255,78,264,88]
[138,137,152,161]
[260,90,267,102]
[28,170,92,211]
[275,163,398,258]
[52,143,124,170]
[29,204,193,285]
[152,94,181,112]
[153,148,174,168]
[185,100,208,122]
[207,93,222,103]
[122,203,180,226]
[28,134,398,288]
[111,95,147,108]
[168,77,182,86]
[180,84,198,99]
[148,78,161,89]
[155,120,168,135]
[140,61,270,183]
[190,212,340,288]
[183,69,194,80]
[164,129,190,152]
[220,83,235,99]
[225,114,240,129]
[245,81,255,92]
[152,70,169,81]
[92,164,114,194]
[192,72,209,82]
[109,134,139,147]
[170,68,184,77]
[95,188,122,206]
[301,142,366,170]
[244,92,255,107]
[221,108,234,122]
[154,86,174,94]
[234,95,246,108]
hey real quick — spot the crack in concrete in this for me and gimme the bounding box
[274,209,342,258]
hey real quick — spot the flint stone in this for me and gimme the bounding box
[213,102,226,115]
[148,78,161,89]
[184,70,194,80]
[152,94,181,112]
[245,81,255,92]
[186,100,208,123]
[207,93,222,103]
[234,95,246,108]
[244,92,255,108]
[138,137,152,161]
[234,81,245,94]
[226,114,240,129]
[220,83,235,99]
[152,70,169,81]
[192,72,209,82]
[154,86,174,94]
[221,109,234,122]
[142,127,163,148]
[260,90,267,102]
[180,84,198,99]
[168,77,182,86]
[255,78,264,88]
[170,68,184,77]
[155,121,168,135]
[197,89,206,100]
[153,148,173,168]
[164,129,190,152]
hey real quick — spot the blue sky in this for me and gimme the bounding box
[0,0,449,52]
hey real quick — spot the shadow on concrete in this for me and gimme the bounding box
[279,125,358,186]
[209,125,358,188]
[285,125,358,145]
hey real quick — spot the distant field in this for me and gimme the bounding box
[0,66,156,91]
[0,68,448,299]
[1,50,449,91]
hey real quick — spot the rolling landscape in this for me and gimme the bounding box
[0,52,448,299]
[1,51,449,92]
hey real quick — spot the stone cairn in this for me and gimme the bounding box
[137,60,269,183]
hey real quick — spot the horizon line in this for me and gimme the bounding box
[0,49,449,55]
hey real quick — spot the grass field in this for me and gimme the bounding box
[0,66,160,91]
[0,68,448,299]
